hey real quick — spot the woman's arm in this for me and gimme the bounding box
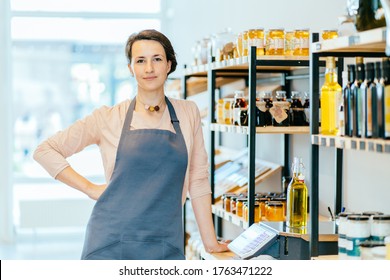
[55,166,106,200]
[191,194,229,253]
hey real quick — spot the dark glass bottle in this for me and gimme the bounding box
[372,61,381,138]
[353,57,365,138]
[344,64,355,137]
[303,92,310,126]
[290,91,306,126]
[361,62,375,138]
[381,58,390,139]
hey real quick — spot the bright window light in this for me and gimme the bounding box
[11,17,161,44]
[11,0,161,13]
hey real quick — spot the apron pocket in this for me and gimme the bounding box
[121,235,184,260]
[83,240,121,260]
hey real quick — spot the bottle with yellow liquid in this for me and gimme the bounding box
[286,157,308,230]
[320,57,342,135]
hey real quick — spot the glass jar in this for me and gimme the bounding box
[265,201,284,221]
[256,91,273,127]
[346,215,371,259]
[216,99,224,124]
[271,90,290,126]
[243,202,248,221]
[236,32,243,57]
[223,193,236,212]
[303,92,310,125]
[242,30,249,57]
[321,29,338,40]
[284,31,294,56]
[293,29,309,56]
[337,212,355,258]
[223,98,234,124]
[271,197,287,218]
[236,198,247,217]
[230,195,239,215]
[267,28,285,55]
[248,28,265,56]
[371,215,390,241]
[232,90,247,126]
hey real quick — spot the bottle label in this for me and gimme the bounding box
[270,101,290,123]
[338,234,347,254]
[385,86,390,137]
[346,236,369,257]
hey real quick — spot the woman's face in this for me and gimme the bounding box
[128,40,172,93]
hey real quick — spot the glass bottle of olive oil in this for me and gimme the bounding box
[320,57,342,135]
[286,157,308,230]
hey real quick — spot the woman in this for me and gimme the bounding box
[33,29,229,260]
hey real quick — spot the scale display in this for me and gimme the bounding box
[228,223,279,259]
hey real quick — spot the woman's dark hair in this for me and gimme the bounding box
[125,29,177,76]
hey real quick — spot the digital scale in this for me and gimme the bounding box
[228,223,279,259]
[227,221,338,260]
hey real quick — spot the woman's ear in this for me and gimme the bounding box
[166,60,172,74]
[128,64,134,76]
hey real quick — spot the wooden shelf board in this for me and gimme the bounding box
[185,56,310,76]
[311,134,390,153]
[211,123,310,134]
[312,27,386,54]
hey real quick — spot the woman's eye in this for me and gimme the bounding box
[136,59,144,63]
[154,57,162,61]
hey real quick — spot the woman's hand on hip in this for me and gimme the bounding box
[86,183,107,200]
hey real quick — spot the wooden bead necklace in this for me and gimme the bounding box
[136,96,164,112]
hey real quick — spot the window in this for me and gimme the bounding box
[11,0,162,227]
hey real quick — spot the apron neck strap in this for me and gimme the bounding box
[122,96,183,135]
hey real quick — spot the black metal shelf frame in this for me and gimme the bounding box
[309,35,387,257]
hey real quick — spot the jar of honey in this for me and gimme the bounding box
[321,29,338,40]
[284,31,294,56]
[236,198,247,217]
[236,32,243,57]
[265,201,284,221]
[248,29,265,56]
[223,193,236,212]
[267,28,285,55]
[293,28,310,56]
[242,30,249,56]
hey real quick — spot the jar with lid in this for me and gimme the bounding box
[216,99,224,124]
[359,240,386,260]
[236,197,247,218]
[232,90,247,126]
[271,90,290,126]
[256,91,273,127]
[321,29,338,40]
[271,197,287,218]
[258,197,269,221]
[243,202,248,221]
[223,193,236,212]
[242,30,249,57]
[293,29,310,56]
[385,236,390,260]
[265,201,284,221]
[236,32,243,57]
[248,29,265,56]
[267,28,285,55]
[230,195,239,215]
[223,98,234,124]
[290,91,307,126]
[371,215,390,241]
[346,215,371,258]
[337,212,355,258]
[284,31,294,56]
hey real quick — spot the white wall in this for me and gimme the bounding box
[164,0,346,71]
[163,0,390,217]
[0,0,14,242]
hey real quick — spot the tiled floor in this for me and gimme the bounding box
[0,228,85,260]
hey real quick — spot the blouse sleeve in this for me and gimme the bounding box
[33,108,102,178]
[187,102,212,200]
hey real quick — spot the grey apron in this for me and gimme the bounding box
[81,97,188,260]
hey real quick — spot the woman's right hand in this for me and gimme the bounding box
[86,183,107,200]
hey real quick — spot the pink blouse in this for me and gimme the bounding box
[33,97,211,204]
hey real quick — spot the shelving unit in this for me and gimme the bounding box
[309,27,389,258]
[183,46,316,259]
